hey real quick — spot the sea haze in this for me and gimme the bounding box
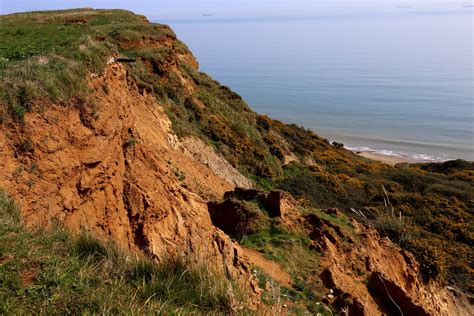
[161,7,474,161]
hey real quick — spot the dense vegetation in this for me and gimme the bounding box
[0,8,472,296]
[0,190,249,314]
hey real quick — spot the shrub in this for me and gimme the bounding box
[15,139,33,154]
[124,138,139,147]
[426,183,472,200]
[404,240,447,282]
[418,159,474,174]
[382,169,438,192]
[278,173,364,209]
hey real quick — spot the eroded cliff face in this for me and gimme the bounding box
[1,10,472,314]
[317,219,472,315]
[0,61,260,304]
[1,62,471,314]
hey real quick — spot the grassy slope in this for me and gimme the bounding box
[0,190,249,314]
[0,9,472,295]
[0,9,172,120]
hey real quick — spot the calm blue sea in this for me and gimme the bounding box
[161,8,473,161]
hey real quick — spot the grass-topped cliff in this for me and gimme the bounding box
[0,8,472,309]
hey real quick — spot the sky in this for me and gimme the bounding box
[1,1,470,19]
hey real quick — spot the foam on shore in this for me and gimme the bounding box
[346,145,447,165]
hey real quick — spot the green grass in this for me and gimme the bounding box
[241,224,326,312]
[311,208,354,232]
[0,9,171,122]
[124,138,139,147]
[0,190,19,223]
[0,189,250,314]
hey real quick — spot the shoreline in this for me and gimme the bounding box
[355,151,422,165]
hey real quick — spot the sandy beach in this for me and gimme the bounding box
[356,151,418,165]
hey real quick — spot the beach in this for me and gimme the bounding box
[356,151,418,165]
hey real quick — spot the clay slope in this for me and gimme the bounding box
[0,61,260,303]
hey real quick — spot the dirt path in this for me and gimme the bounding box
[242,247,292,288]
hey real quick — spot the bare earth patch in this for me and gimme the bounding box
[243,247,292,288]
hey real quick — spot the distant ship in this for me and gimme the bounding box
[202,13,212,17]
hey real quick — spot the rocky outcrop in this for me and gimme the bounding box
[367,272,430,316]
[208,188,296,238]
[208,198,268,238]
[222,188,295,218]
[0,61,260,304]
[314,217,473,315]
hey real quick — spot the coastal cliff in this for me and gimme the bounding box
[0,9,472,314]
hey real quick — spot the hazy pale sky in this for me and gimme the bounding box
[0,0,469,18]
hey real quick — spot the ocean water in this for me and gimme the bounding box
[161,8,473,161]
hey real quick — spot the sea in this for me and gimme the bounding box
[159,5,473,162]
